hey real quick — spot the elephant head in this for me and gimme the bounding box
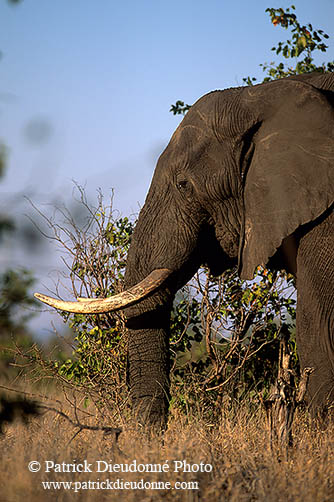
[35,72,334,427]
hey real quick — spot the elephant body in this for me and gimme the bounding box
[35,72,334,427]
[124,72,334,426]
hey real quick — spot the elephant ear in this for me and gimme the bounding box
[239,79,334,280]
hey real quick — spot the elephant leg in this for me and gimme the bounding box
[296,209,334,419]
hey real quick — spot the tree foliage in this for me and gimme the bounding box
[243,5,334,85]
[0,0,38,350]
[172,5,334,112]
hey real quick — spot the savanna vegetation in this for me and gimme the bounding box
[0,392,333,501]
[0,5,333,501]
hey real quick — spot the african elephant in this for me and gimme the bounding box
[35,72,334,428]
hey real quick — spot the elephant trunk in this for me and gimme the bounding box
[123,207,202,428]
[123,270,176,429]
[126,316,172,428]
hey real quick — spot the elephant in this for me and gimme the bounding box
[35,72,334,428]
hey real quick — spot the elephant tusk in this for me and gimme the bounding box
[34,268,172,313]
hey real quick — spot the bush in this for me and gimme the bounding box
[170,267,296,419]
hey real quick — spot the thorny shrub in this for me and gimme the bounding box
[170,267,297,419]
[32,187,133,413]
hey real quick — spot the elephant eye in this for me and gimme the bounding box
[176,180,188,191]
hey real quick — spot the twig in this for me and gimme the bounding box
[0,384,121,442]
[38,404,122,441]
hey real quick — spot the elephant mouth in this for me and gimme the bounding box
[34,268,172,313]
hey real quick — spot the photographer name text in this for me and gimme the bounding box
[40,460,212,474]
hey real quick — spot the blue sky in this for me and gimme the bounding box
[0,0,333,335]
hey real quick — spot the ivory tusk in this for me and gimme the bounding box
[34,268,172,313]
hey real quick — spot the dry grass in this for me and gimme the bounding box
[0,382,333,502]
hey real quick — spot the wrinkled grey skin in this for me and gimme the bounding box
[124,72,334,428]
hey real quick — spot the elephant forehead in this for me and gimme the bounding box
[171,123,208,147]
[169,126,212,160]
